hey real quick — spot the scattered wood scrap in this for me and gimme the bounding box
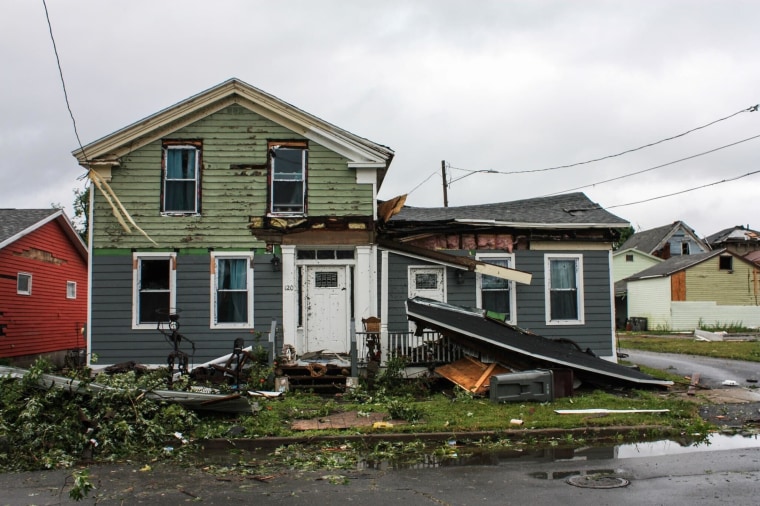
[435,356,511,395]
[687,373,701,396]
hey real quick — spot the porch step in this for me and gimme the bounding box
[276,364,353,392]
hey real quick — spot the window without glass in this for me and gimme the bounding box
[134,254,175,327]
[719,255,733,271]
[545,255,584,324]
[213,254,253,328]
[162,144,200,214]
[67,281,77,299]
[477,256,514,323]
[270,145,307,214]
[17,272,31,295]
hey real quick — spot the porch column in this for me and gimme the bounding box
[280,245,298,353]
[380,249,389,363]
[355,246,373,331]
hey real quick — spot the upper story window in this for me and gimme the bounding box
[269,142,307,215]
[133,252,176,329]
[476,254,516,324]
[625,254,634,262]
[17,272,31,295]
[544,254,585,325]
[719,255,733,271]
[211,252,254,329]
[162,142,201,215]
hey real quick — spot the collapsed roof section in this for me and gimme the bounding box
[405,297,673,389]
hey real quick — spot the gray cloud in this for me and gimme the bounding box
[2,0,758,236]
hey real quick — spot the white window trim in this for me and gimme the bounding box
[544,253,585,325]
[162,144,200,216]
[476,252,516,325]
[210,251,254,329]
[66,281,77,299]
[132,252,177,330]
[17,272,31,295]
[270,146,307,216]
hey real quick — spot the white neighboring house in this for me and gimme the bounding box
[612,248,663,330]
[625,249,760,331]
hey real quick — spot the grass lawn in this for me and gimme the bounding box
[618,333,760,362]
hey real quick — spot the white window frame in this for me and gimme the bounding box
[17,272,31,295]
[162,144,200,215]
[66,281,77,299]
[544,253,585,325]
[270,145,307,216]
[210,251,254,329]
[476,253,516,324]
[132,252,177,330]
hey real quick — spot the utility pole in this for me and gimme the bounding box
[441,160,448,207]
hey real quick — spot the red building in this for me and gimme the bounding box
[0,209,88,366]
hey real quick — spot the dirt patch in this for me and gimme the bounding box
[682,387,760,429]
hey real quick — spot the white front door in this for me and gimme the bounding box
[408,266,445,332]
[304,265,350,353]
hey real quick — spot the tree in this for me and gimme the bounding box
[72,185,90,243]
[613,225,635,250]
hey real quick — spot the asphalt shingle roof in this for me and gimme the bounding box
[388,192,628,226]
[625,250,723,280]
[0,209,60,244]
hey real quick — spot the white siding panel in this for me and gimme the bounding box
[627,277,671,329]
[671,301,760,331]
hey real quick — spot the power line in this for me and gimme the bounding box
[407,170,439,196]
[542,132,760,196]
[42,0,88,164]
[604,170,760,210]
[449,103,757,177]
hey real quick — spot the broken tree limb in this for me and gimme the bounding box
[554,409,670,415]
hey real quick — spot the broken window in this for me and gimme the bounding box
[17,273,31,295]
[270,143,307,215]
[545,254,584,325]
[212,253,253,328]
[476,254,515,324]
[719,255,733,271]
[681,242,690,255]
[133,253,176,328]
[66,281,77,299]
[162,143,201,214]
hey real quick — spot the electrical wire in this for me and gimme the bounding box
[42,0,89,164]
[407,170,439,196]
[604,170,760,210]
[542,132,760,197]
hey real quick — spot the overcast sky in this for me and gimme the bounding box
[2,0,758,238]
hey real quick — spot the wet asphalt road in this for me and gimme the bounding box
[3,445,760,505]
[620,349,760,388]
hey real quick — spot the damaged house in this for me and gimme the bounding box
[72,78,393,367]
[376,193,630,361]
[71,78,660,391]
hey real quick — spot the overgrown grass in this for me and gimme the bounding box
[619,335,760,362]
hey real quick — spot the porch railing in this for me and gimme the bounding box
[356,330,463,367]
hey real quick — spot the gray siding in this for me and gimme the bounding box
[91,251,281,365]
[384,249,614,356]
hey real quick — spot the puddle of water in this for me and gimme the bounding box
[616,432,760,459]
[198,432,760,471]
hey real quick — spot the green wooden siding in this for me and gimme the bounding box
[92,105,374,249]
[686,257,759,305]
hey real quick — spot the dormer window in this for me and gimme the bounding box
[269,141,307,215]
[162,142,201,214]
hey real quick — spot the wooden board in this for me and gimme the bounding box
[435,356,511,395]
